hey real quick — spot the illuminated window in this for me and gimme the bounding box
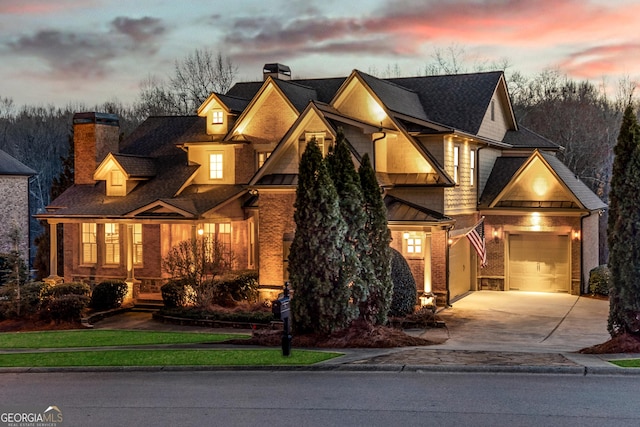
[209,153,223,179]
[212,110,224,124]
[303,133,331,158]
[257,152,271,168]
[133,224,143,265]
[453,146,459,184]
[407,237,422,254]
[201,223,232,261]
[104,223,120,264]
[111,169,123,187]
[469,149,475,186]
[248,221,255,268]
[81,223,97,264]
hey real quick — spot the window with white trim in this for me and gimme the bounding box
[209,153,223,179]
[212,110,224,124]
[133,223,143,265]
[104,223,120,265]
[81,223,97,264]
[403,231,424,258]
[257,151,271,168]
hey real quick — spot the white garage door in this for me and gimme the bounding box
[508,234,570,292]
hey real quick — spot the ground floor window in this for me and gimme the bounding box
[104,223,120,264]
[81,223,97,264]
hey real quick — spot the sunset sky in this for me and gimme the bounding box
[1,0,638,108]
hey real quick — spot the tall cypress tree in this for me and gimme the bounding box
[359,153,393,324]
[607,104,640,336]
[289,138,355,334]
[326,129,371,319]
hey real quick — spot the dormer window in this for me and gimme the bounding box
[212,110,224,125]
[111,169,124,187]
[209,153,223,179]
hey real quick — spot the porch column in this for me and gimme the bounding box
[45,221,62,284]
[124,224,138,302]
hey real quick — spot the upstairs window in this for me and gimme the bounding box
[491,99,496,121]
[81,223,97,264]
[209,153,223,179]
[111,169,124,187]
[212,110,224,124]
[104,223,120,265]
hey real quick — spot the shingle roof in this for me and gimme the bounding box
[387,71,503,134]
[216,94,251,113]
[357,72,428,121]
[503,126,560,149]
[0,149,35,176]
[272,79,318,113]
[479,157,527,207]
[112,154,156,177]
[120,116,210,156]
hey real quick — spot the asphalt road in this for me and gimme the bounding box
[2,371,639,427]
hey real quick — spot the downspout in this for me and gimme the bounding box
[372,129,386,170]
[579,211,591,294]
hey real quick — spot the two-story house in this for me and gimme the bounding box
[37,63,606,305]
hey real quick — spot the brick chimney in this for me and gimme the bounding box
[73,112,119,185]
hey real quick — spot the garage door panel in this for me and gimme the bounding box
[508,234,569,292]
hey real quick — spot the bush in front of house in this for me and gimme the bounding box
[40,282,91,322]
[388,248,417,317]
[211,270,259,306]
[161,279,189,308]
[0,281,49,320]
[589,265,611,296]
[159,304,273,324]
[90,280,129,311]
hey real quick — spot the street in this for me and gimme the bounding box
[1,371,638,427]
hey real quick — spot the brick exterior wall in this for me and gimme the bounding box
[74,118,119,185]
[0,175,30,261]
[257,191,296,295]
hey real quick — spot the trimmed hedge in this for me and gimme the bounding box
[159,306,274,324]
[0,281,49,320]
[388,248,417,317]
[43,282,91,298]
[40,281,91,322]
[589,265,611,296]
[90,280,129,311]
[161,280,188,308]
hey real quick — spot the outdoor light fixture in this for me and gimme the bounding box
[573,230,581,240]
[492,226,502,243]
[419,291,437,313]
[197,227,204,236]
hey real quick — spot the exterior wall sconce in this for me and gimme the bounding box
[197,227,204,236]
[492,226,502,243]
[573,230,581,240]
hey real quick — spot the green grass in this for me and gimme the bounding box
[0,349,342,367]
[610,359,640,368]
[0,330,250,349]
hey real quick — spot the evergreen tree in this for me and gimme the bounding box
[359,153,393,324]
[34,134,74,280]
[326,130,371,320]
[289,139,355,334]
[607,104,640,336]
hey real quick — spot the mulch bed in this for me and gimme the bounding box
[230,321,443,348]
[579,332,640,354]
[0,318,85,332]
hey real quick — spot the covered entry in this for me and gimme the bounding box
[507,233,570,292]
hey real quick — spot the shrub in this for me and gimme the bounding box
[47,294,90,322]
[213,270,259,306]
[589,265,611,296]
[0,281,49,319]
[44,282,91,298]
[388,248,417,317]
[161,280,188,308]
[90,280,129,311]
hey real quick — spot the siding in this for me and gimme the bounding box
[0,175,30,261]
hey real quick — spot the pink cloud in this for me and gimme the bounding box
[557,44,640,79]
[0,0,91,14]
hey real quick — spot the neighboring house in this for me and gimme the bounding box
[37,64,606,305]
[0,149,35,263]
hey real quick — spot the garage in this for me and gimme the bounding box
[507,233,570,292]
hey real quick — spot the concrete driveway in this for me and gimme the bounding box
[420,291,611,353]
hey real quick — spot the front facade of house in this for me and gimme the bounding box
[38,64,606,305]
[0,149,35,262]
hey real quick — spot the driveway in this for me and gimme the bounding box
[419,291,611,353]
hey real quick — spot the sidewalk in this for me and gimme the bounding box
[4,292,639,375]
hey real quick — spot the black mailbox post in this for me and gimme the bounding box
[272,282,292,356]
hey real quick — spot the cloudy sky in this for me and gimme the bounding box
[1,0,638,108]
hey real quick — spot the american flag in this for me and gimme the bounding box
[466,218,487,268]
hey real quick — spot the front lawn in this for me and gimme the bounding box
[0,349,342,367]
[0,330,250,349]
